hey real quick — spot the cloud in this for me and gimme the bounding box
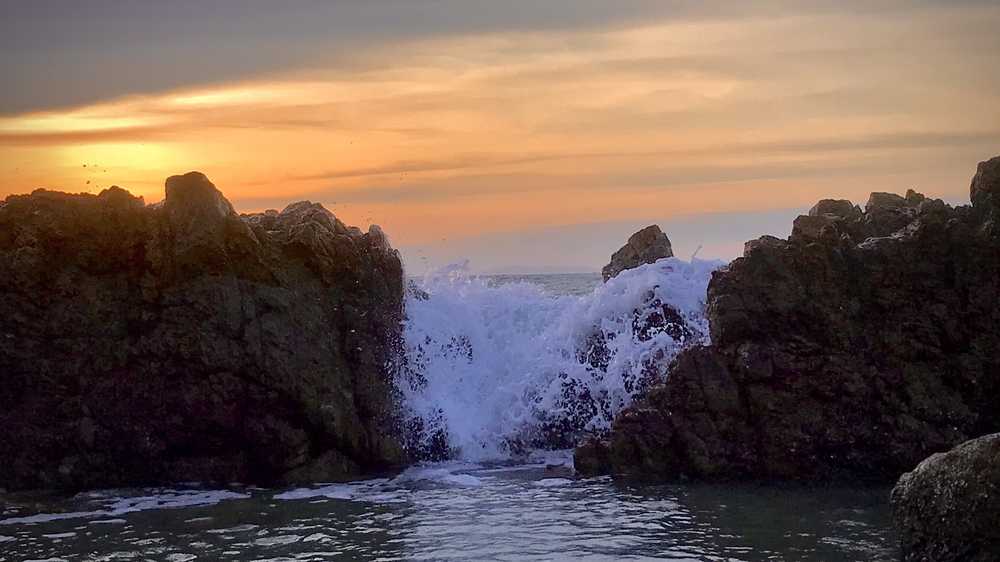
[2,1,998,272]
[0,0,730,114]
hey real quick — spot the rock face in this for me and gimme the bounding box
[0,172,406,490]
[601,225,673,281]
[891,433,1000,561]
[594,157,1000,482]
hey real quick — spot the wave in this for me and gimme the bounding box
[397,257,724,461]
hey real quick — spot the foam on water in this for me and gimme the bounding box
[0,490,250,526]
[399,257,723,461]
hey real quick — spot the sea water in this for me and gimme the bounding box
[399,258,722,460]
[0,264,897,561]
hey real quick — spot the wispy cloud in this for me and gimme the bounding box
[2,1,999,271]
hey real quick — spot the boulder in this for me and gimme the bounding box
[598,156,1000,482]
[0,173,406,490]
[808,199,861,220]
[601,225,673,281]
[891,433,1000,561]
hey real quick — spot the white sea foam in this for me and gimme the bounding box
[273,479,389,501]
[400,257,722,461]
[0,490,249,526]
[533,478,574,488]
[390,466,487,488]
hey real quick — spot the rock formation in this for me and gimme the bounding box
[0,172,406,491]
[601,224,673,281]
[891,433,1000,561]
[584,156,1000,482]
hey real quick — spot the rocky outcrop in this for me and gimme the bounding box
[592,156,1000,482]
[0,172,406,491]
[891,433,1000,561]
[602,225,673,281]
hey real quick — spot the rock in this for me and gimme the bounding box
[971,155,1000,220]
[789,213,841,242]
[574,435,612,476]
[808,198,861,220]
[605,156,1000,482]
[863,191,922,236]
[0,173,407,491]
[602,225,673,281]
[865,191,908,212]
[891,433,1000,561]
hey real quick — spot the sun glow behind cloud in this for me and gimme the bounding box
[1,3,999,272]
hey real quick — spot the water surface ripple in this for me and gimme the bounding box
[1,463,896,561]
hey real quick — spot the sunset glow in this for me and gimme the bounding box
[2,2,998,272]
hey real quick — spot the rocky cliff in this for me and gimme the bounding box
[585,156,1000,481]
[0,172,406,490]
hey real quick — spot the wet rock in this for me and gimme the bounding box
[574,435,612,476]
[0,173,407,491]
[607,156,1000,482]
[891,433,1000,561]
[602,225,673,281]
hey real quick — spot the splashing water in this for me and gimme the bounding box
[398,257,724,461]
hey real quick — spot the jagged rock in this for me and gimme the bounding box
[972,155,1000,222]
[808,199,861,220]
[597,156,1000,482]
[0,173,406,491]
[601,225,673,281]
[891,433,1000,561]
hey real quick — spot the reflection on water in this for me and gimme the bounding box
[0,462,896,561]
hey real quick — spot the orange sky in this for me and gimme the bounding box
[2,3,999,273]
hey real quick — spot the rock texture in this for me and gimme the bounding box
[593,156,1000,482]
[0,172,406,491]
[601,225,673,281]
[891,433,1000,561]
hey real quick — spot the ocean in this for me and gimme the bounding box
[0,266,897,561]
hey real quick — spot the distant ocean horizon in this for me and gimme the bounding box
[407,271,603,296]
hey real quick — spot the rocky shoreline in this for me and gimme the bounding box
[0,172,406,491]
[576,155,1000,560]
[2,158,998,558]
[578,156,1000,484]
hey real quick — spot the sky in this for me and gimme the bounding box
[2,1,999,273]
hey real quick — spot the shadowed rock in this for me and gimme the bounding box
[601,225,673,281]
[972,155,1000,223]
[587,156,1000,482]
[891,433,1000,561]
[0,173,406,491]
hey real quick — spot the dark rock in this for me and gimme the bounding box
[865,191,908,212]
[808,198,861,220]
[0,173,407,491]
[789,213,841,242]
[606,156,1000,482]
[574,435,612,476]
[602,225,673,281]
[891,433,1000,561]
[863,191,922,237]
[971,155,1000,221]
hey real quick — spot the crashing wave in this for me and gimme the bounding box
[396,257,724,461]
